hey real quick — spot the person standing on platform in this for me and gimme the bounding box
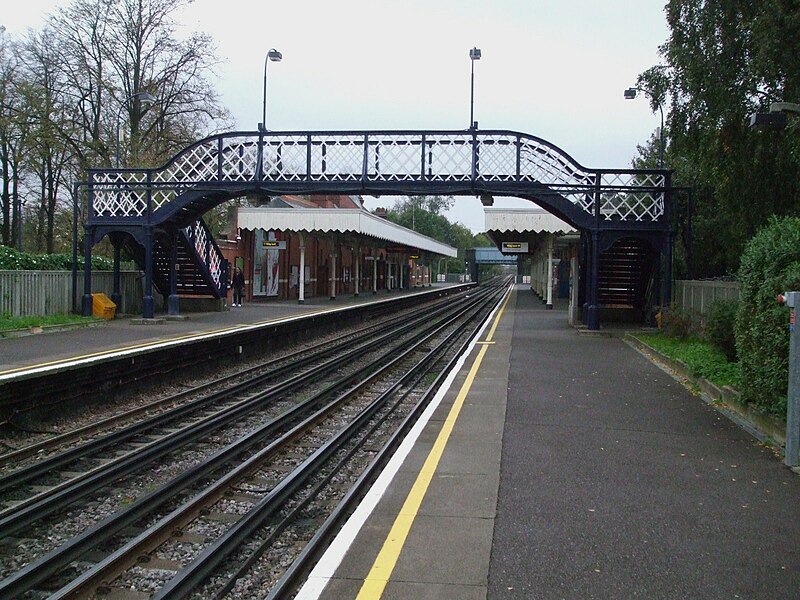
[231,266,245,307]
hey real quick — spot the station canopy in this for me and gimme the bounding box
[484,206,579,253]
[237,195,457,257]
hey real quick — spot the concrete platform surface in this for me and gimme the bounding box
[300,285,800,600]
[0,286,444,374]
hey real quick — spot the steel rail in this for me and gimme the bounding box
[0,287,472,532]
[234,281,509,598]
[268,280,512,597]
[0,286,492,597]
[0,288,459,469]
[45,282,500,600]
[147,282,506,600]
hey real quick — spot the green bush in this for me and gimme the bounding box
[658,304,700,340]
[734,216,800,417]
[0,246,113,271]
[704,299,739,362]
[636,332,741,389]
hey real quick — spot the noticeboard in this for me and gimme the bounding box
[501,241,529,253]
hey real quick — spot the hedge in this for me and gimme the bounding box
[0,246,113,271]
[734,216,800,417]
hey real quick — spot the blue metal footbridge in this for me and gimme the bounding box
[76,128,673,329]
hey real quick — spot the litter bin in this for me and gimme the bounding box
[91,293,117,320]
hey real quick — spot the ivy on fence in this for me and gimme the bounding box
[0,246,112,271]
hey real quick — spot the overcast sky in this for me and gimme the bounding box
[3,0,669,233]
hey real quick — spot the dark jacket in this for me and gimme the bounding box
[231,270,245,290]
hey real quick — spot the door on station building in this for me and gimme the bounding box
[316,263,328,297]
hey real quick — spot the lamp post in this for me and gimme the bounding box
[260,48,282,131]
[624,87,664,169]
[469,47,481,129]
[116,91,156,167]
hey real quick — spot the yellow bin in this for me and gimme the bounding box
[91,293,117,320]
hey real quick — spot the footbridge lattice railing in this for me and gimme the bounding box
[87,130,670,228]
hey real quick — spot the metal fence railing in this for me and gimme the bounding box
[0,271,157,317]
[673,279,739,316]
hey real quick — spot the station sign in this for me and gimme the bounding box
[501,241,529,253]
[262,240,287,249]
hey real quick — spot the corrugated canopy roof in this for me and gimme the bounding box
[238,207,457,257]
[484,207,577,235]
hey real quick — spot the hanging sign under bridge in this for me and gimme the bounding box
[502,242,529,253]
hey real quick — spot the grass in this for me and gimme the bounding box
[633,332,742,390]
[0,313,102,332]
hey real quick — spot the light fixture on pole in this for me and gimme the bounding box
[469,47,481,129]
[624,86,664,169]
[260,48,283,132]
[116,91,156,168]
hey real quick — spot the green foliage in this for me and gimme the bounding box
[704,299,739,362]
[0,246,113,271]
[0,312,101,331]
[734,216,800,416]
[641,1,800,278]
[636,332,741,390]
[658,304,700,340]
[382,196,486,249]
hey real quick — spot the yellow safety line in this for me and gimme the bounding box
[356,287,512,599]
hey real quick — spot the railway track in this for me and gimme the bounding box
[0,278,511,598]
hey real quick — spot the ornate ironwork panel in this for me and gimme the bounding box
[183,218,225,293]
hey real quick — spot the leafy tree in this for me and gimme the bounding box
[637,0,800,278]
[384,195,489,249]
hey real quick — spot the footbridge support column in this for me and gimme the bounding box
[168,230,180,316]
[81,227,94,317]
[143,226,155,319]
[110,233,123,310]
[586,231,600,330]
[298,233,306,304]
[546,238,554,310]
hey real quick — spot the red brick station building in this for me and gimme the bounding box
[217,195,457,304]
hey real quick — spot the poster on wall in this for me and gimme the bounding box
[253,229,281,296]
[266,231,280,296]
[253,230,265,296]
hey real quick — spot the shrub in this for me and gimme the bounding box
[704,299,739,362]
[0,247,113,271]
[734,216,800,417]
[658,304,700,340]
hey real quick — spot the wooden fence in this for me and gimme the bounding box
[673,279,739,315]
[0,271,161,317]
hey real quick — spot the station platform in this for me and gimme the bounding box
[0,285,448,376]
[299,284,800,600]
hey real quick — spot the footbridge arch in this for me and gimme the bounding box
[78,128,673,328]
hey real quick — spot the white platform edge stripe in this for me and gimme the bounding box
[295,284,512,599]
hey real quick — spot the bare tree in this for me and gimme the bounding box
[17,26,75,252]
[0,30,27,249]
[49,0,231,169]
[1,0,232,253]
